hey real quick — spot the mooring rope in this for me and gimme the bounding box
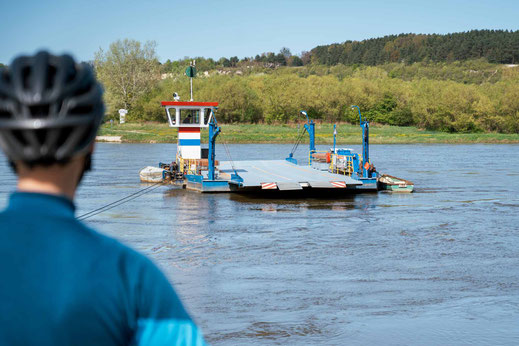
[77,182,162,221]
[222,140,237,172]
[289,126,307,156]
[213,116,238,174]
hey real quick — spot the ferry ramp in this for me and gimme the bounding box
[218,160,361,191]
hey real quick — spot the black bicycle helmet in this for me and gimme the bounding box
[0,51,104,164]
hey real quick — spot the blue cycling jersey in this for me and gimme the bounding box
[0,192,206,345]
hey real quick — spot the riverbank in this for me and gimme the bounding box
[97,122,519,144]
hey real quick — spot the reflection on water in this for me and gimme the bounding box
[1,143,519,345]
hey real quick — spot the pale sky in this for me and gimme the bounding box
[1,0,518,63]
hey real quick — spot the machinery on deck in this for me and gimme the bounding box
[289,106,379,191]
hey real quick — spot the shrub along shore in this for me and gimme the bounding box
[105,61,519,135]
[98,122,519,144]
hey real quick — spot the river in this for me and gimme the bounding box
[1,143,518,345]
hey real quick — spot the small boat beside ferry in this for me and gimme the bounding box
[378,174,414,193]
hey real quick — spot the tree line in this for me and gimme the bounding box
[160,47,304,76]
[157,30,519,73]
[310,30,519,66]
[94,37,519,134]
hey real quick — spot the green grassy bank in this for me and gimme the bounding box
[98,122,519,144]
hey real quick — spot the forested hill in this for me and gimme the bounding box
[93,36,519,134]
[310,30,519,66]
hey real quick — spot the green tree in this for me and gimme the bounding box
[229,56,239,67]
[218,57,231,67]
[280,47,292,59]
[275,53,287,66]
[301,51,312,65]
[94,39,160,119]
[289,56,304,66]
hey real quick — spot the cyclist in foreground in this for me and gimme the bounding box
[0,51,206,345]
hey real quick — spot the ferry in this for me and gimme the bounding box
[139,66,413,194]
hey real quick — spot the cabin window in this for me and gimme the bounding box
[203,108,212,125]
[165,107,176,125]
[180,109,200,125]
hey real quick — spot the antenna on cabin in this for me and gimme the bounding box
[185,60,197,101]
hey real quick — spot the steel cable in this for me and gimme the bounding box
[77,182,162,221]
[290,126,307,156]
[213,115,238,174]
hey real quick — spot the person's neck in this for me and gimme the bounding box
[18,178,76,200]
[16,160,83,201]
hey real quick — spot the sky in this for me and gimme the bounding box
[1,0,518,64]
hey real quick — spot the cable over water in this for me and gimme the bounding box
[215,117,238,174]
[290,126,307,157]
[77,182,162,221]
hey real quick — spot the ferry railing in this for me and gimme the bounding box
[178,157,200,175]
[330,154,354,176]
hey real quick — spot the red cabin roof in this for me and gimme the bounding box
[161,101,218,107]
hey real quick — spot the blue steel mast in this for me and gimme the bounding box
[300,111,316,163]
[333,124,336,153]
[301,111,316,153]
[285,110,315,165]
[208,116,221,180]
[351,105,370,178]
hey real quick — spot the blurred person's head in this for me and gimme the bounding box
[0,51,104,199]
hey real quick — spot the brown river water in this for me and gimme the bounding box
[1,143,518,345]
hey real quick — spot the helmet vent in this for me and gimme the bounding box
[35,129,46,146]
[0,108,9,119]
[29,105,50,118]
[12,130,26,146]
[46,65,57,90]
[22,67,31,90]
[57,126,73,149]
